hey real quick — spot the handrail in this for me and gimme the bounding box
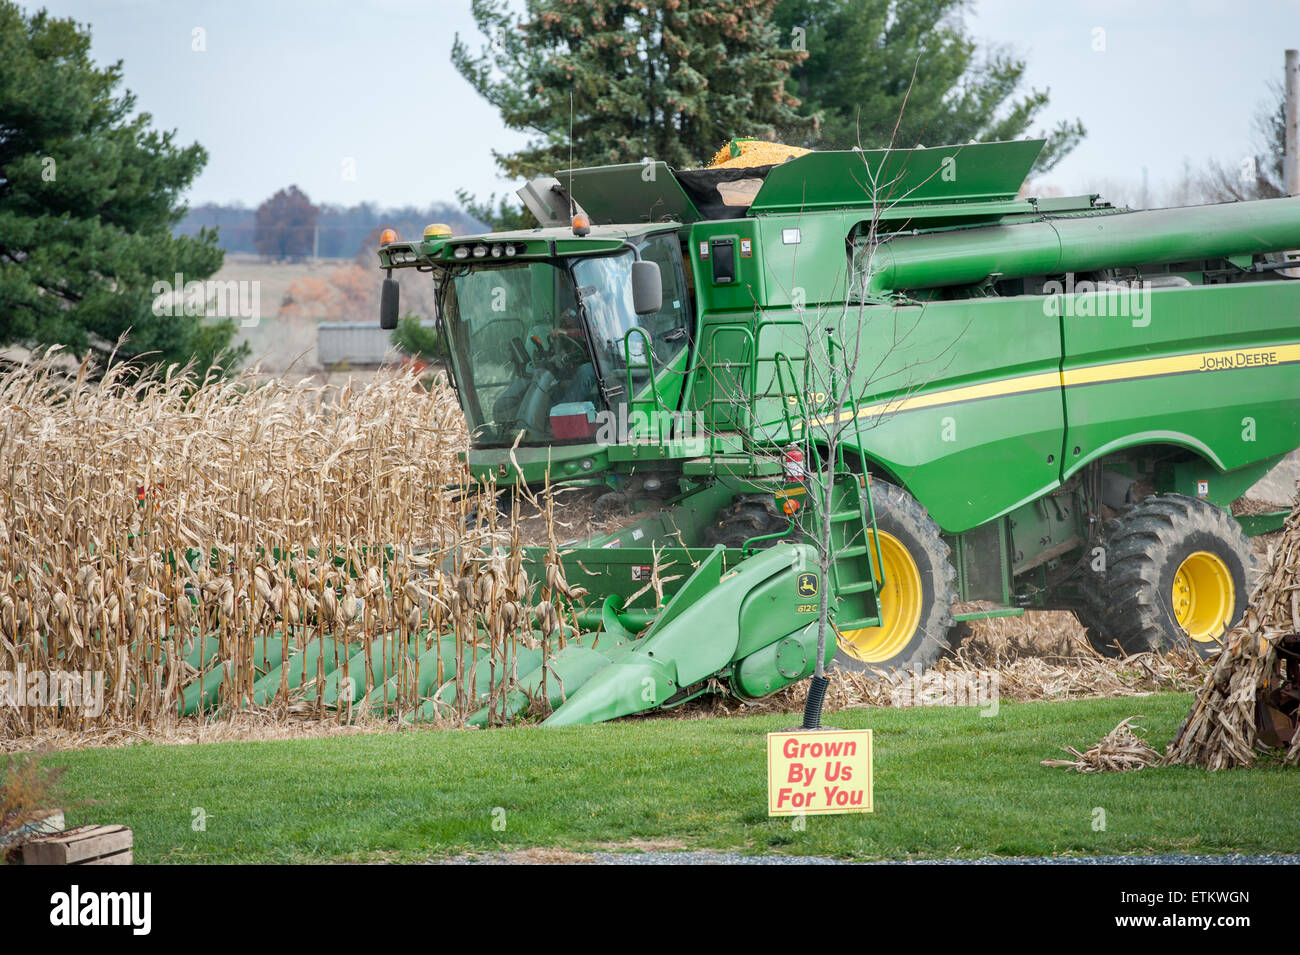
[621,327,669,442]
[621,327,664,415]
[863,473,885,589]
[696,314,885,592]
[693,316,820,469]
[771,351,806,445]
[701,324,757,470]
[754,319,814,445]
[842,392,885,588]
[742,518,796,555]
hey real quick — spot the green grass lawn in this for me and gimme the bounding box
[38,692,1300,863]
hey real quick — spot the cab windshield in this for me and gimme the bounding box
[439,233,690,446]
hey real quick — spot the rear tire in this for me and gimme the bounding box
[832,482,957,674]
[1097,494,1251,658]
[1075,564,1121,657]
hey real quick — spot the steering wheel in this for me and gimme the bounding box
[526,321,587,370]
[550,330,588,365]
[469,316,526,345]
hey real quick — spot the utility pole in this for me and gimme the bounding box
[1285,50,1298,273]
[1287,50,1299,196]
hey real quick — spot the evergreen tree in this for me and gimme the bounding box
[391,313,448,364]
[0,3,246,371]
[453,0,812,194]
[773,0,1085,173]
[454,188,537,232]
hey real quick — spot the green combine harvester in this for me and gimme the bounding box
[376,139,1300,726]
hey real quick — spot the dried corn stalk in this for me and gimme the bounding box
[1165,486,1300,770]
[0,348,545,740]
[1041,716,1161,773]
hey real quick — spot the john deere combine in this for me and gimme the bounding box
[377,139,1300,726]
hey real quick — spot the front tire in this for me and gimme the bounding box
[704,495,791,549]
[1098,494,1251,658]
[833,482,957,674]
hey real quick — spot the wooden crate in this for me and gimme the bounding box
[1,809,67,864]
[23,825,133,865]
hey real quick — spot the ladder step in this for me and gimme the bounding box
[683,455,782,477]
[836,616,880,630]
[836,580,877,596]
[837,545,868,558]
[828,511,863,523]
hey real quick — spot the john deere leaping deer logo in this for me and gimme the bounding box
[797,573,818,598]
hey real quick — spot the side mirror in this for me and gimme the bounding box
[379,278,400,330]
[631,260,662,315]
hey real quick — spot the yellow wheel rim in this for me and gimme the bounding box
[837,531,923,663]
[1171,550,1234,642]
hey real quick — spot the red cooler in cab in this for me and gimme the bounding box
[550,401,597,440]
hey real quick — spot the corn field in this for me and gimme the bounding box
[0,349,1228,745]
[0,349,578,740]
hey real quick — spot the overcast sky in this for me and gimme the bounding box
[26,0,1300,209]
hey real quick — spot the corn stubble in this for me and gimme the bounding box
[689,612,1206,723]
[0,350,577,740]
[1041,716,1163,773]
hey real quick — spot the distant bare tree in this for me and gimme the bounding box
[255,185,319,262]
[1202,81,1285,202]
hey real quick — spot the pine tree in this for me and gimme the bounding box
[0,3,247,372]
[453,0,812,185]
[773,0,1085,173]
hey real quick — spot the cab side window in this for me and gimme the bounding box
[638,233,691,362]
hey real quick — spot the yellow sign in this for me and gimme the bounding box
[767,729,873,815]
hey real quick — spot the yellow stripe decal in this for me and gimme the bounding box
[799,371,1059,429]
[1061,343,1300,387]
[795,342,1300,431]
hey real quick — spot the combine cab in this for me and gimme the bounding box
[376,139,1300,725]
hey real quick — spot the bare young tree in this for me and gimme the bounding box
[777,153,965,728]
[692,137,966,728]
